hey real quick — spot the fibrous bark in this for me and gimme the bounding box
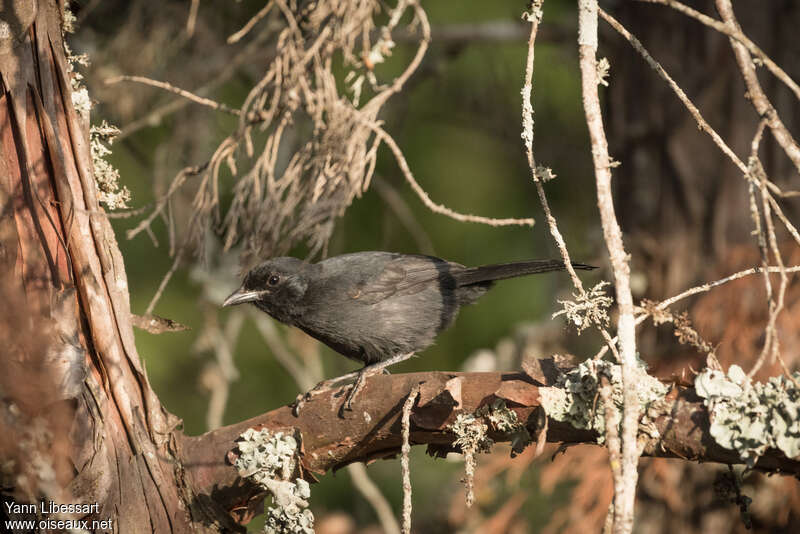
[1,1,192,531]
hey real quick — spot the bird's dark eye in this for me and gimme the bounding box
[268,275,280,286]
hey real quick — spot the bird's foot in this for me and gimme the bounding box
[291,372,360,416]
[342,369,370,412]
[342,352,416,411]
[292,353,416,416]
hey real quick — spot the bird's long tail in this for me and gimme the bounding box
[455,259,596,286]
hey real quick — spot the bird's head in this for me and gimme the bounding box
[223,257,310,319]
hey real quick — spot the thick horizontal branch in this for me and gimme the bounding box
[178,368,800,524]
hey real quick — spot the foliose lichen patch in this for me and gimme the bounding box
[234,428,314,534]
[695,365,800,467]
[539,358,668,443]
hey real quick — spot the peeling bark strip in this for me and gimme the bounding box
[180,369,800,520]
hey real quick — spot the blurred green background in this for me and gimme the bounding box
[75,0,602,530]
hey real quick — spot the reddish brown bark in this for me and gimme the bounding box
[179,370,800,521]
[1,1,192,531]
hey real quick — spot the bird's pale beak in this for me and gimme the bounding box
[222,287,263,307]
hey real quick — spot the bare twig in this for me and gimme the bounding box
[401,385,420,534]
[228,1,275,43]
[715,0,800,177]
[144,243,186,316]
[746,121,778,377]
[599,9,747,175]
[579,2,639,533]
[347,463,401,534]
[186,0,200,37]
[250,312,315,391]
[117,28,274,141]
[593,264,800,360]
[520,2,619,360]
[521,3,582,289]
[638,0,800,102]
[658,265,800,310]
[197,308,243,430]
[126,164,206,241]
[105,75,241,115]
[371,124,535,227]
[749,165,789,378]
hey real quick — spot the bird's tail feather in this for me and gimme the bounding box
[455,260,595,286]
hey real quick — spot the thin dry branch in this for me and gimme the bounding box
[593,265,800,360]
[598,9,747,174]
[638,0,800,102]
[348,464,402,534]
[371,124,535,227]
[657,265,800,310]
[186,0,200,37]
[520,2,619,362]
[373,177,436,255]
[117,28,275,141]
[106,75,241,115]
[228,0,275,44]
[745,120,784,378]
[715,0,800,177]
[401,385,420,534]
[750,161,790,378]
[578,2,639,533]
[522,4,581,289]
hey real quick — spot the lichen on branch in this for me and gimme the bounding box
[539,359,668,443]
[234,428,314,534]
[696,365,800,467]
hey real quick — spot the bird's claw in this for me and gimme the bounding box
[291,392,309,416]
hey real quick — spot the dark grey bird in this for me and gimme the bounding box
[223,252,595,412]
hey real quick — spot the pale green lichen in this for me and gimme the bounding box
[534,165,557,183]
[64,25,130,210]
[539,358,668,443]
[64,41,91,121]
[695,365,800,467]
[448,400,535,507]
[61,2,77,35]
[477,399,532,456]
[522,0,544,23]
[234,429,314,534]
[596,57,611,87]
[449,413,493,507]
[552,281,613,333]
[90,121,131,210]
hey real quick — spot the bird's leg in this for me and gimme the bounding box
[292,353,415,415]
[343,352,415,411]
[292,370,362,415]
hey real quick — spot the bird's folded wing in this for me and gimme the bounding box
[350,255,463,304]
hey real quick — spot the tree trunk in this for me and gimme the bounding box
[0,1,197,531]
